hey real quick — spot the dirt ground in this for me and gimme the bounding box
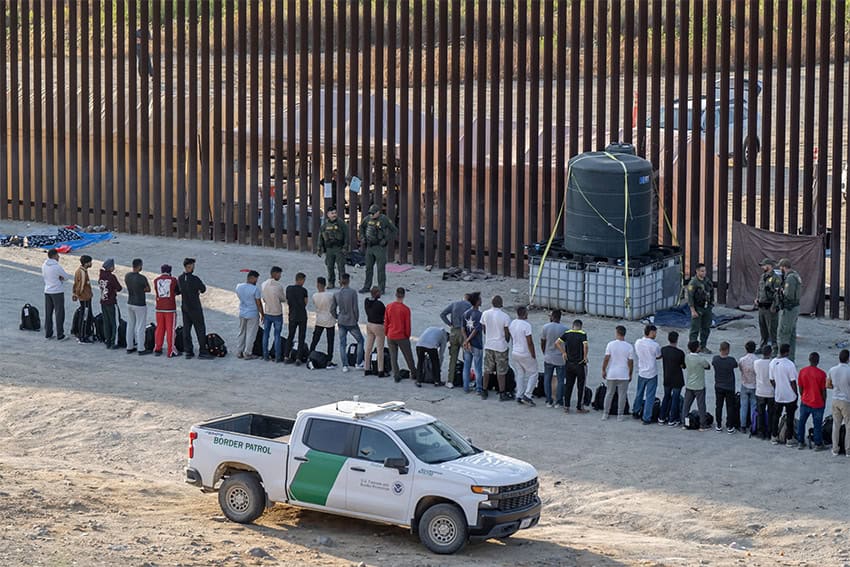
[1,219,848,567]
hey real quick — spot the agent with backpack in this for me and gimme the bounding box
[72,255,95,343]
[98,259,123,349]
[153,264,180,357]
[179,258,213,360]
[42,248,73,341]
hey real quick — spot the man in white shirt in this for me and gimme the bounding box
[260,266,287,362]
[480,295,512,401]
[753,345,775,440]
[770,343,799,446]
[308,276,337,365]
[827,349,850,456]
[601,325,635,421]
[510,306,538,406]
[634,324,663,425]
[41,248,73,341]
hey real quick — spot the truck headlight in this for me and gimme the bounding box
[478,499,498,509]
[471,485,500,495]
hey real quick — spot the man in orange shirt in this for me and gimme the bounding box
[384,287,416,383]
[797,352,828,450]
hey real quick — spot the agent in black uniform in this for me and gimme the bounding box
[179,258,213,359]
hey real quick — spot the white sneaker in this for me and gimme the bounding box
[342,366,350,373]
[354,363,365,370]
[446,382,454,389]
[545,402,554,408]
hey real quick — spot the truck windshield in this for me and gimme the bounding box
[396,420,478,464]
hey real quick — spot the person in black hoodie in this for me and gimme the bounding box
[179,258,213,359]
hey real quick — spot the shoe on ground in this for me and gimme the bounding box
[185,353,195,359]
[342,366,350,373]
[517,397,525,405]
[415,382,422,388]
[601,415,609,421]
[616,415,625,422]
[446,382,454,389]
[563,407,570,414]
[198,352,215,360]
[480,390,488,400]
[797,442,808,450]
[771,437,780,445]
[554,402,564,409]
[545,401,554,408]
[57,335,68,341]
[244,354,258,360]
[576,408,589,414]
[394,375,401,383]
[523,396,536,407]
[364,369,375,376]
[237,352,244,359]
[658,418,666,425]
[355,363,365,370]
[358,287,370,294]
[700,347,713,354]
[154,350,163,357]
[832,450,841,457]
[499,392,510,402]
[127,348,137,354]
[699,427,710,432]
[326,362,338,369]
[715,425,722,432]
[138,349,153,356]
[668,420,681,427]
[378,371,389,378]
[785,440,797,447]
[727,427,736,434]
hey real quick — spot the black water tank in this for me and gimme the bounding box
[564,151,653,258]
[604,142,637,156]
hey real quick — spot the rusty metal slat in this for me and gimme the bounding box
[335,0,346,247]
[832,0,845,317]
[745,0,758,227]
[514,0,526,277]
[224,0,235,242]
[46,0,57,222]
[437,0,448,269]
[250,0,260,245]
[759,0,773,232]
[662,0,674,247]
[117,0,127,232]
[568,0,579,161]
[488,0,500,274]
[288,0,298,249]
[349,0,359,251]
[542,0,553,236]
[261,0,272,245]
[187,0,198,237]
[82,0,92,228]
[650,0,661,173]
[528,1,540,242]
[139,0,151,235]
[153,0,163,236]
[236,0,247,242]
[312,0,323,250]
[199,0,210,239]
[22,0,31,221]
[324,0,334,212]
[387,0,397,260]
[449,0,460,268]
[362,0,372,217]
[788,0,804,234]
[610,0,620,144]
[502,0,513,276]
[32,0,43,222]
[412,0,423,264]
[718,0,731,302]
[94,0,105,227]
[704,0,717,273]
[474,0,485,269]
[274,0,285,247]
[774,1,787,233]
[0,4,6,218]
[576,0,587,152]
[814,0,828,316]
[623,0,634,143]
[801,0,816,236]
[732,1,744,225]
[554,0,565,221]
[212,0,223,241]
[462,0,473,267]
[175,0,186,237]
[399,0,410,263]
[689,0,702,271]
[299,0,309,251]
[424,0,436,267]
[676,0,688,252]
[164,0,174,236]
[595,0,607,151]
[9,3,19,220]
[636,0,647,157]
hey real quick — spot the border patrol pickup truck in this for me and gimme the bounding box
[185,400,541,554]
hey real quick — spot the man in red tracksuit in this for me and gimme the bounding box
[153,264,180,357]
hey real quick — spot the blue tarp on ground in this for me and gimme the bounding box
[43,231,113,250]
[650,303,751,329]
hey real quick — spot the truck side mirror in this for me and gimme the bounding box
[383,457,408,475]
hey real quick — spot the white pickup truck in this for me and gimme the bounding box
[185,400,541,554]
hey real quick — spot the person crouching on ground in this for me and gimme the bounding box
[153,264,180,357]
[416,326,449,387]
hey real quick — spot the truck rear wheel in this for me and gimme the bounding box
[418,503,468,555]
[218,472,265,524]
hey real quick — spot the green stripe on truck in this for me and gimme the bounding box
[288,449,347,506]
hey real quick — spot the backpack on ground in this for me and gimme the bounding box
[370,347,391,373]
[817,415,846,453]
[452,359,465,387]
[117,317,128,349]
[252,326,265,357]
[733,393,742,429]
[592,384,607,410]
[144,323,156,352]
[71,304,95,340]
[778,414,798,442]
[398,369,411,380]
[651,398,662,422]
[749,404,760,436]
[93,313,106,342]
[608,390,630,416]
[533,372,546,398]
[307,350,331,370]
[174,326,185,353]
[20,303,41,331]
[206,333,227,357]
[685,410,714,430]
[346,343,358,367]
[583,386,593,408]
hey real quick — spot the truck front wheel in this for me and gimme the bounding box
[418,503,468,555]
[218,472,265,524]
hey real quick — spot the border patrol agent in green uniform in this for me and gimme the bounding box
[359,203,398,294]
[755,258,781,353]
[687,263,714,354]
[317,206,348,289]
[777,257,802,361]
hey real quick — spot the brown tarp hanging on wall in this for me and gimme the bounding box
[727,221,824,314]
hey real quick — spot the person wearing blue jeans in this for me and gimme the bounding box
[634,324,662,424]
[796,351,828,449]
[660,331,686,425]
[541,309,568,407]
[738,341,759,433]
[339,324,365,368]
[263,314,283,362]
[797,403,824,448]
[543,363,567,407]
[461,293,485,393]
[334,273,365,372]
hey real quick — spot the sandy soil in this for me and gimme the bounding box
[1,219,848,567]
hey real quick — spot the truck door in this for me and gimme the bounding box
[345,426,413,523]
[287,418,355,512]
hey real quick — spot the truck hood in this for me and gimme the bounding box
[433,450,537,485]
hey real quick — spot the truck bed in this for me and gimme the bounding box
[199,413,295,441]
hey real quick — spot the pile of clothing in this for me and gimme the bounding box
[0,226,112,251]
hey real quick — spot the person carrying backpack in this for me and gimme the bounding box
[179,258,213,360]
[72,255,95,344]
[153,264,180,357]
[98,259,122,349]
[42,248,73,341]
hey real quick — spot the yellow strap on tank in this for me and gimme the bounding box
[529,197,566,305]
